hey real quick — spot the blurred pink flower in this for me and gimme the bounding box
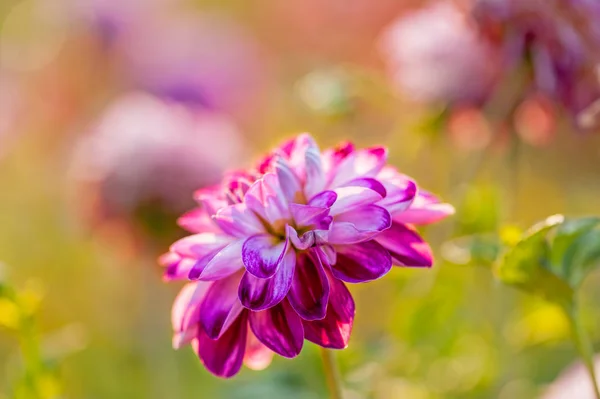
[380,1,499,104]
[65,1,270,122]
[71,92,245,225]
[542,356,600,399]
[161,134,453,377]
[474,0,600,124]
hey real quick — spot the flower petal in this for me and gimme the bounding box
[249,301,304,358]
[328,205,392,245]
[341,177,387,198]
[375,223,433,267]
[244,173,290,224]
[239,250,296,311]
[170,233,231,259]
[288,250,330,320]
[332,240,392,282]
[329,147,388,187]
[193,239,245,281]
[177,208,220,233]
[244,331,273,371]
[242,235,289,278]
[194,186,227,216]
[394,190,455,225]
[329,186,384,216]
[200,272,245,339]
[302,271,354,349]
[214,203,264,237]
[304,145,326,199]
[308,190,338,208]
[290,203,331,229]
[172,282,211,349]
[275,157,302,201]
[160,252,197,281]
[376,168,418,214]
[286,225,315,250]
[196,311,248,378]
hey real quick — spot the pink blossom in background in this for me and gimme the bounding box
[71,92,246,224]
[64,1,270,123]
[474,0,600,125]
[380,0,600,133]
[542,356,600,399]
[380,1,499,105]
[161,134,453,377]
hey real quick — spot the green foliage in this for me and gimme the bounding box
[495,215,600,306]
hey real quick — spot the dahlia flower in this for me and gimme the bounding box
[161,134,453,377]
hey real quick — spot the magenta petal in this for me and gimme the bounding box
[375,223,433,267]
[244,173,291,224]
[160,253,196,281]
[214,203,264,238]
[242,235,289,278]
[200,273,245,339]
[332,240,392,282]
[328,205,392,245]
[342,177,387,198]
[288,250,330,320]
[329,186,384,216]
[394,190,455,225]
[170,233,231,259]
[194,240,244,281]
[177,208,220,233]
[172,282,211,348]
[197,311,248,378]
[308,190,338,208]
[286,225,315,250]
[329,147,388,187]
[195,186,227,216]
[275,157,302,201]
[304,147,326,199]
[302,271,355,349]
[249,301,304,358]
[188,248,225,280]
[290,203,330,228]
[239,250,296,311]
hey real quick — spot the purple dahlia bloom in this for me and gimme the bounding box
[161,134,453,377]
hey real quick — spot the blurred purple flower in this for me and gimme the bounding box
[380,1,499,104]
[67,1,269,121]
[160,134,453,377]
[542,356,600,399]
[114,11,269,120]
[474,0,600,122]
[380,0,600,132]
[71,92,245,225]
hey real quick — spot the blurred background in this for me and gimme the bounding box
[1,0,600,397]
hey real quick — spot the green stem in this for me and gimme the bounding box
[565,302,600,399]
[320,347,344,399]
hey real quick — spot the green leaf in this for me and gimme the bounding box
[495,215,600,305]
